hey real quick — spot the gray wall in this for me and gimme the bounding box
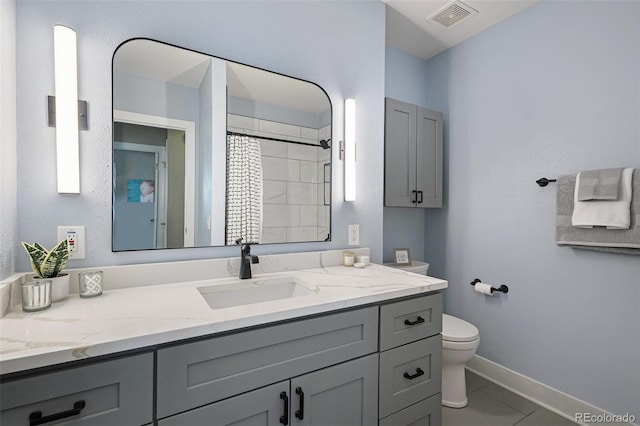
[423,1,639,418]
[0,0,17,280]
[13,1,385,270]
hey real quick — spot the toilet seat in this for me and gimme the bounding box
[442,337,479,351]
[442,314,479,342]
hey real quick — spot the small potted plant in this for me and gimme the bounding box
[22,240,70,302]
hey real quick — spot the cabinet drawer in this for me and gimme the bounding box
[157,307,378,418]
[380,293,442,351]
[379,335,442,419]
[0,353,153,426]
[379,393,442,426]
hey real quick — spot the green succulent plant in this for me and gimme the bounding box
[21,240,70,279]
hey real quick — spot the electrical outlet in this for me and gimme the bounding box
[57,226,85,259]
[348,224,360,246]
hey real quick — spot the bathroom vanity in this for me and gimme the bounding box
[0,250,446,425]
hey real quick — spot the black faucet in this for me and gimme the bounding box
[236,238,259,279]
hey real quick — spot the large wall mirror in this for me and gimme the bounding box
[112,39,332,251]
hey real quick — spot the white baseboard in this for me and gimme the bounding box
[467,355,638,426]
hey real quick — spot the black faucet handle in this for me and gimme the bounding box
[236,237,260,246]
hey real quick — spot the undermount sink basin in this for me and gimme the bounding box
[197,275,316,309]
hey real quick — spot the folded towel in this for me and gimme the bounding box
[572,168,633,229]
[556,169,639,255]
[577,167,623,201]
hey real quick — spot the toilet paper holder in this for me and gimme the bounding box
[470,278,509,294]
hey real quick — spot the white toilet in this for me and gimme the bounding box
[384,260,480,408]
[441,314,480,408]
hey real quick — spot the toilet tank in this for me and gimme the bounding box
[383,260,429,275]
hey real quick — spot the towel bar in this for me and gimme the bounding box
[470,278,509,294]
[536,177,557,187]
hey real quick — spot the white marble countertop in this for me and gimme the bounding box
[0,262,446,376]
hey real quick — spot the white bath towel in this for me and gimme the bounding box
[572,168,633,229]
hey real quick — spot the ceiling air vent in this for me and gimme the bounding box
[429,1,478,28]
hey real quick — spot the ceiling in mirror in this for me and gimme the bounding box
[112,39,332,252]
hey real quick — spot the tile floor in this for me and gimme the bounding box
[443,371,579,426]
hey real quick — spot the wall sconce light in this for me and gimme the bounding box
[48,25,87,194]
[343,98,356,201]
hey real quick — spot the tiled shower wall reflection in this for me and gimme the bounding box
[228,114,330,243]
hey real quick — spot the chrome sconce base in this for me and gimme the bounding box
[47,96,89,130]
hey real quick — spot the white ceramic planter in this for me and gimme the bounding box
[37,274,70,302]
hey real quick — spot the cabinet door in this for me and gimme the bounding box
[416,107,443,208]
[385,98,417,207]
[290,354,378,426]
[158,381,289,426]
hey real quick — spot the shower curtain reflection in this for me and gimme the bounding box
[226,134,263,245]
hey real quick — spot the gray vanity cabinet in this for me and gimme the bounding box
[156,307,378,420]
[378,294,443,425]
[385,98,443,208]
[159,354,378,426]
[0,352,153,425]
[1,292,443,426]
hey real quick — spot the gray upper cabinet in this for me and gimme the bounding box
[385,98,443,208]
